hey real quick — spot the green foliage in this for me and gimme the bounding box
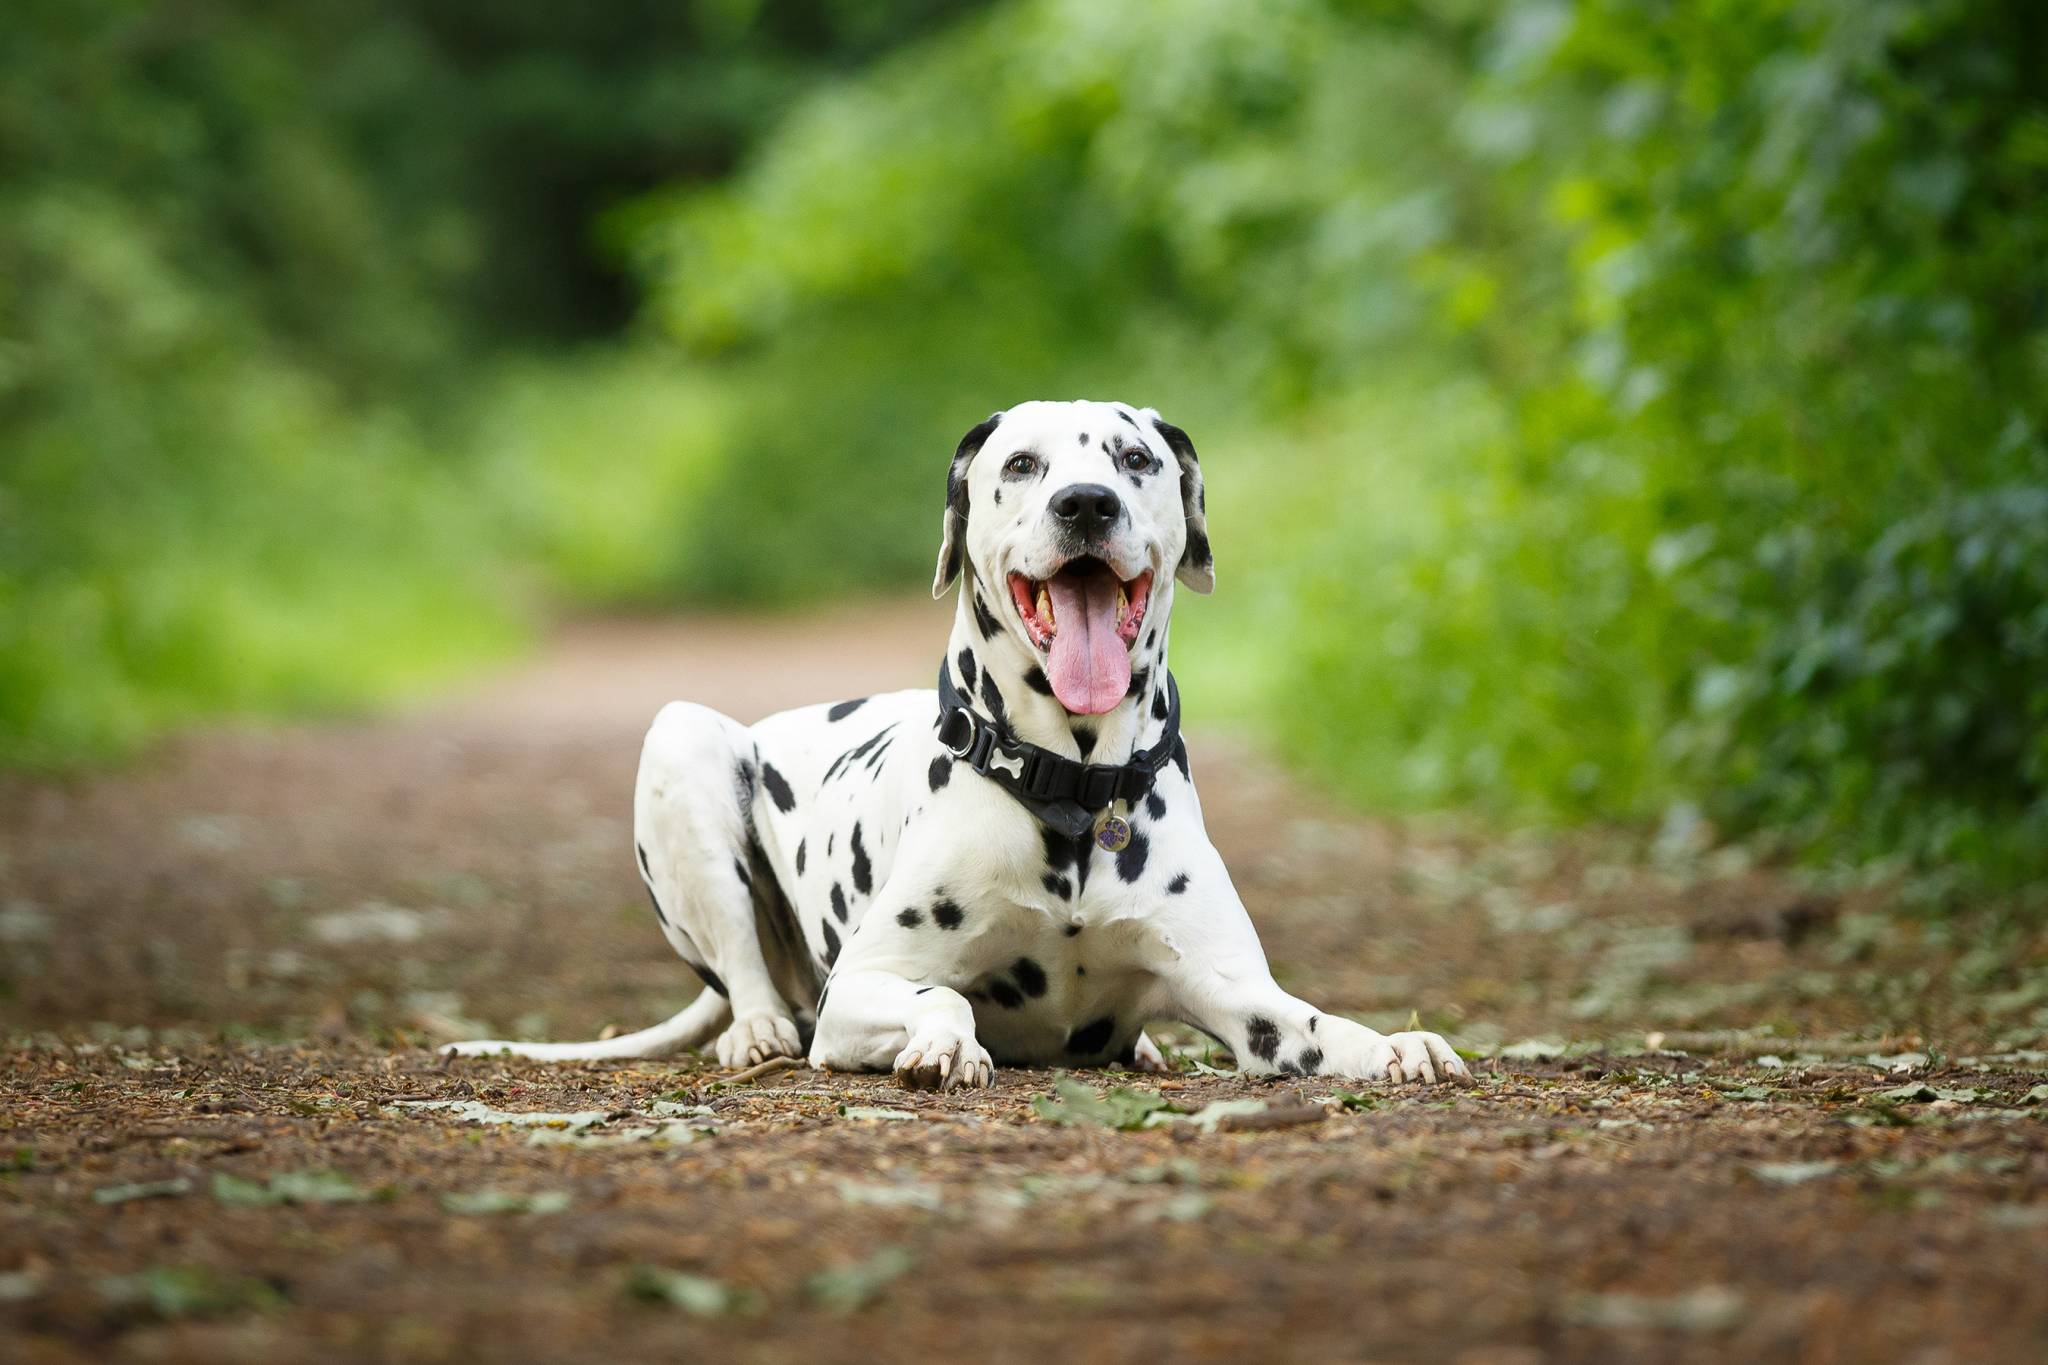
[621,0,2047,883]
[1031,1076,1172,1130]
[0,1,983,765]
[6,0,2042,884]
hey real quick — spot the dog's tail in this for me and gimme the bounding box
[441,989,729,1062]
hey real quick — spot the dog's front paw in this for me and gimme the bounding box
[893,1028,993,1092]
[1366,1030,1471,1086]
[714,1013,802,1067]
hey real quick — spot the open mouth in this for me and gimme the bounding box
[1006,559,1152,715]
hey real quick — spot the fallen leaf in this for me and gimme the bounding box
[1749,1161,1839,1185]
[805,1247,914,1311]
[392,1100,609,1131]
[440,1188,572,1215]
[212,1170,381,1205]
[627,1266,762,1316]
[1032,1078,1172,1130]
[838,1181,942,1211]
[94,1178,193,1205]
[1564,1286,1744,1332]
[838,1105,917,1122]
[97,1265,285,1319]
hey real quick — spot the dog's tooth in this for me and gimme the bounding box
[1116,582,1129,624]
[1036,585,1052,626]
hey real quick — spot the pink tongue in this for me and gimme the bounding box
[1045,573,1130,715]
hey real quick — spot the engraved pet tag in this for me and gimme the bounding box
[1094,807,1132,853]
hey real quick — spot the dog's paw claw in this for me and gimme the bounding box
[714,1013,802,1068]
[1374,1030,1469,1086]
[892,1030,993,1092]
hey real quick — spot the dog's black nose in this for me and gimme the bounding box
[1049,483,1122,538]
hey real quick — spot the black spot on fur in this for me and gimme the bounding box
[1063,922,1081,936]
[992,487,1002,505]
[830,884,848,922]
[928,755,952,791]
[1185,525,1212,573]
[1309,1015,1319,1033]
[1078,431,1090,446]
[1296,1047,1325,1075]
[1043,827,1074,869]
[1013,958,1047,998]
[1244,1016,1281,1063]
[825,723,898,782]
[1066,1016,1115,1056]
[863,736,893,771]
[636,844,650,876]
[849,822,872,895]
[1042,826,1093,892]
[1166,872,1190,895]
[915,985,933,995]
[795,839,807,875]
[1115,829,1149,883]
[690,963,728,998]
[1042,872,1071,899]
[933,900,964,930]
[1076,964,1086,975]
[821,920,840,966]
[732,858,752,890]
[1145,791,1167,820]
[758,762,796,814]
[1128,667,1150,699]
[828,698,867,721]
[897,907,924,928]
[972,590,1002,640]
[989,979,1025,1010]
[1151,688,1169,720]
[956,648,978,693]
[1023,665,1053,695]
[978,669,1007,723]
[1073,726,1096,759]
[1171,736,1190,780]
[644,886,668,927]
[826,832,834,856]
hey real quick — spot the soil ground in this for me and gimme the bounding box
[3,602,2045,1363]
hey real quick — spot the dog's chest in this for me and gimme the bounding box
[944,904,1161,1064]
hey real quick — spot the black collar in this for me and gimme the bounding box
[935,664,1179,839]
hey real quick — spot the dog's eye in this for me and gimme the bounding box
[1119,447,1150,472]
[1004,453,1037,476]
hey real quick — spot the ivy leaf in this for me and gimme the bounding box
[1032,1078,1174,1130]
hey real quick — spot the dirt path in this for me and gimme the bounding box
[3,605,2045,1362]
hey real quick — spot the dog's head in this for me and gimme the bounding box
[933,400,1212,716]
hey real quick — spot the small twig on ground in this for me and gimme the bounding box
[723,1056,804,1085]
[1215,1104,1328,1133]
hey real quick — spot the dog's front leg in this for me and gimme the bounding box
[810,969,994,1091]
[1155,852,1470,1085]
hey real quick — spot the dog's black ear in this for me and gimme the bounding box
[933,412,1003,598]
[1148,414,1214,594]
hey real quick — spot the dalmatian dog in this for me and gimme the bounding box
[448,400,1469,1090]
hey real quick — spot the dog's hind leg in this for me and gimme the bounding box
[634,702,805,1067]
[443,989,729,1061]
